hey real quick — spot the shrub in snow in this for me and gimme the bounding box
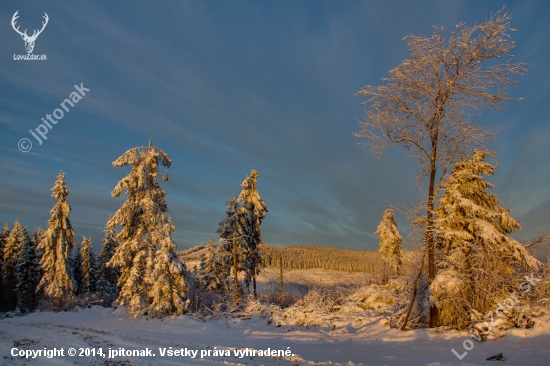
[348,284,397,313]
[375,206,403,283]
[262,283,400,329]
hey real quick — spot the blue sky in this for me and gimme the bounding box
[1,1,549,253]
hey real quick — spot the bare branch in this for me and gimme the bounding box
[524,235,550,249]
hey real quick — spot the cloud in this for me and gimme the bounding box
[1,1,549,254]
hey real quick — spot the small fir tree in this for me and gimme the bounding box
[0,223,10,312]
[432,150,540,328]
[216,195,246,300]
[3,220,26,311]
[198,238,229,293]
[98,224,119,305]
[148,224,188,317]
[37,171,76,305]
[81,237,98,294]
[240,201,261,292]
[16,233,40,313]
[32,228,45,302]
[71,241,84,296]
[236,170,267,297]
[107,141,188,316]
[375,206,403,282]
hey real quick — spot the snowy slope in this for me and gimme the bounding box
[1,306,550,366]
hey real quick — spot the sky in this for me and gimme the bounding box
[1,0,549,253]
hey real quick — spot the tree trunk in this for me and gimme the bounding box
[253,269,257,299]
[427,155,438,328]
[232,233,239,303]
[279,256,284,295]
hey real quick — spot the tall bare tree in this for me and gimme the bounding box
[354,7,527,327]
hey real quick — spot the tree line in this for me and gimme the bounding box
[260,244,385,273]
[0,141,269,317]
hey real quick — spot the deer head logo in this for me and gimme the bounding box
[11,11,49,54]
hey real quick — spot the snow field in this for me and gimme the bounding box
[2,299,550,365]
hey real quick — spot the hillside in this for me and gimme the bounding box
[179,243,391,272]
[178,243,421,285]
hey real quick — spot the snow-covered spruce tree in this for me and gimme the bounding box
[16,232,40,313]
[240,202,261,292]
[32,228,45,304]
[375,206,403,283]
[107,141,188,317]
[81,237,98,295]
[236,170,267,297]
[71,241,84,296]
[237,170,268,224]
[3,220,26,311]
[432,150,541,329]
[199,238,229,293]
[97,224,119,306]
[37,171,76,306]
[0,223,10,312]
[216,195,247,301]
[148,223,188,316]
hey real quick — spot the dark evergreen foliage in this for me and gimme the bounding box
[0,223,9,312]
[3,221,26,311]
[97,225,120,306]
[71,242,84,296]
[16,234,40,313]
[81,237,98,294]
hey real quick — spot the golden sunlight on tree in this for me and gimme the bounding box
[354,7,527,328]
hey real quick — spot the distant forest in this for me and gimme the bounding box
[179,243,396,273]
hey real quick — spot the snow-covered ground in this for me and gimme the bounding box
[1,305,550,366]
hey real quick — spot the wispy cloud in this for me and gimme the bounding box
[1,1,549,253]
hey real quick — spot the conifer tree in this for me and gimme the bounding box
[16,233,40,313]
[237,170,268,225]
[198,238,229,293]
[432,150,540,327]
[0,223,9,312]
[216,195,246,300]
[240,201,261,293]
[375,206,403,283]
[148,224,188,317]
[81,237,98,294]
[107,141,188,316]
[71,241,84,296]
[236,170,267,297]
[32,228,45,302]
[3,220,26,311]
[97,224,119,306]
[37,171,76,305]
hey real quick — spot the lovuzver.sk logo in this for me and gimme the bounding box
[12,10,48,61]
